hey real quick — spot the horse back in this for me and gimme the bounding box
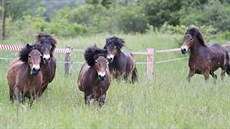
[123,51,136,75]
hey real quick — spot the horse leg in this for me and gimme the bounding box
[210,72,217,79]
[220,69,226,81]
[9,89,14,103]
[14,86,23,103]
[187,70,195,82]
[204,71,209,82]
[98,93,106,107]
[84,93,91,105]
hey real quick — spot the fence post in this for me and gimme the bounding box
[65,46,72,76]
[146,48,154,80]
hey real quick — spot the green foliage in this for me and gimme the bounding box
[180,0,230,32]
[117,5,148,33]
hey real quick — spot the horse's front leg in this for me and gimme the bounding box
[98,93,106,107]
[187,69,195,82]
[220,69,226,80]
[84,93,92,105]
[14,86,23,103]
[204,71,209,82]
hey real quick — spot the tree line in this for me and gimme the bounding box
[1,0,230,39]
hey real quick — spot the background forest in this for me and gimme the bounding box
[1,0,230,41]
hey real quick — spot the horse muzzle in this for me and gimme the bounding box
[43,54,51,64]
[31,67,40,75]
[98,71,106,81]
[43,57,50,64]
[181,48,187,54]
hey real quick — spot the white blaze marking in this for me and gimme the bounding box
[98,71,106,77]
[32,64,40,70]
[43,54,50,59]
[107,54,114,59]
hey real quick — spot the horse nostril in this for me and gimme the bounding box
[99,75,106,81]
[108,58,113,62]
[181,48,186,54]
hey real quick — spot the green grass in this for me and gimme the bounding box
[0,32,230,129]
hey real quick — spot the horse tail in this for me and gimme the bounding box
[131,66,138,83]
[225,51,230,75]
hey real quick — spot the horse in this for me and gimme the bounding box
[77,45,111,106]
[103,36,137,83]
[180,27,230,82]
[35,33,57,96]
[7,44,43,105]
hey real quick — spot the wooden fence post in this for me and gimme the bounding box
[65,46,72,76]
[146,48,154,80]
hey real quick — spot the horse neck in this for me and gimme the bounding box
[190,42,206,58]
[113,51,125,64]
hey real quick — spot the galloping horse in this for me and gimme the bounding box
[35,33,57,96]
[103,36,137,83]
[77,45,111,106]
[181,27,230,81]
[7,44,43,105]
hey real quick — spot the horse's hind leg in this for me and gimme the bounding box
[9,89,14,103]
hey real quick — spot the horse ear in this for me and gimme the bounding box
[26,44,30,48]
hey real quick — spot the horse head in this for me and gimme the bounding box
[104,36,125,63]
[35,33,57,64]
[19,44,42,75]
[181,27,205,54]
[85,45,108,81]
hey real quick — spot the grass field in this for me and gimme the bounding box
[0,32,230,129]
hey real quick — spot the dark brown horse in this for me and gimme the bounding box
[103,36,137,83]
[181,27,230,81]
[35,33,57,96]
[77,45,111,106]
[7,44,43,105]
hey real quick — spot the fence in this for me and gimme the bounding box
[1,43,229,80]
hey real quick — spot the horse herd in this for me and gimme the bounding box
[6,27,230,106]
[6,33,137,106]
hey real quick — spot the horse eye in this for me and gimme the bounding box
[28,55,31,58]
[190,38,193,41]
[95,60,98,64]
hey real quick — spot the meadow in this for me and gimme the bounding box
[0,32,230,129]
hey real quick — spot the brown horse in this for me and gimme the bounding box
[77,45,111,106]
[181,27,230,82]
[35,33,57,96]
[103,36,137,83]
[7,44,43,105]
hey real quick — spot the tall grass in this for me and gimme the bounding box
[0,32,230,129]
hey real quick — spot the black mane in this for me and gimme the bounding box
[84,45,107,67]
[19,44,41,62]
[104,36,125,49]
[35,33,57,53]
[186,27,206,46]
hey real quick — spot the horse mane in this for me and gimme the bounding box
[35,33,57,53]
[19,44,41,62]
[84,45,107,67]
[187,27,206,47]
[104,36,125,49]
